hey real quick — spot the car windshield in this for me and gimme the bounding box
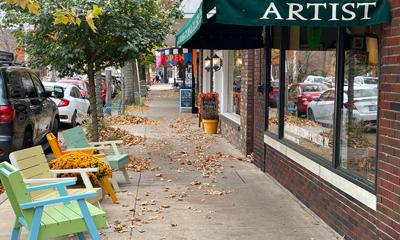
[364,78,378,84]
[313,77,325,83]
[347,88,378,98]
[45,86,66,92]
[302,85,328,92]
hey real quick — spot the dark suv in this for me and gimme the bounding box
[0,62,59,162]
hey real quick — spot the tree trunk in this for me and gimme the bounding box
[122,61,141,105]
[87,61,99,141]
[95,71,104,119]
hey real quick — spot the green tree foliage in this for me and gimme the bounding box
[1,0,181,140]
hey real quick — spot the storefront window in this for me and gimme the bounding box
[284,49,336,161]
[267,49,280,135]
[264,26,380,187]
[232,50,241,115]
[339,28,379,183]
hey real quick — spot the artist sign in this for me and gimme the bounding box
[216,0,391,27]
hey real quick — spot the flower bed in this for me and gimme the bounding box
[49,152,112,184]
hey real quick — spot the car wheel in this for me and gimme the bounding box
[71,111,77,127]
[23,130,33,148]
[307,109,315,121]
[51,118,59,138]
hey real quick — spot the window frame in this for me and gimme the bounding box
[263,26,378,193]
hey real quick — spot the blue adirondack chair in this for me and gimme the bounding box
[0,162,107,240]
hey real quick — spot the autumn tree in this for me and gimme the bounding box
[1,0,181,140]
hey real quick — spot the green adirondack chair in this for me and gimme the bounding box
[63,126,130,191]
[9,146,103,204]
[0,162,107,240]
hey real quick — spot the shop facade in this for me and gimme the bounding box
[177,1,399,239]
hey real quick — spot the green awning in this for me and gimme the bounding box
[176,0,391,48]
[176,1,264,49]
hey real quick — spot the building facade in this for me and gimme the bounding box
[178,1,399,239]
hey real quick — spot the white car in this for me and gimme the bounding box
[354,76,378,88]
[303,75,327,84]
[43,82,90,127]
[307,87,378,126]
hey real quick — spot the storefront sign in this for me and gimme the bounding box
[216,0,391,27]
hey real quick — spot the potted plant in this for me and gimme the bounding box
[199,92,219,134]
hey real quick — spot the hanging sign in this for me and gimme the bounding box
[216,0,391,27]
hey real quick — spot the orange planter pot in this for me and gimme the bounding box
[202,119,218,134]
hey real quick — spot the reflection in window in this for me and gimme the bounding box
[340,28,379,183]
[284,49,337,162]
[232,50,242,115]
[267,49,280,135]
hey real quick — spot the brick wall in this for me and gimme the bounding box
[220,116,241,151]
[377,0,400,238]
[240,50,255,155]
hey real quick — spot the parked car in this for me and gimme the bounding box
[43,82,90,127]
[287,83,328,117]
[303,75,327,84]
[0,62,59,162]
[307,87,378,126]
[58,79,89,98]
[268,80,279,107]
[354,76,378,88]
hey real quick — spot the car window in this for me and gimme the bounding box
[30,73,46,98]
[20,72,37,98]
[6,71,24,99]
[303,85,328,93]
[318,90,334,101]
[345,88,378,98]
[71,87,82,98]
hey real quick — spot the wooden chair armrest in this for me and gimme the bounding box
[26,179,77,192]
[63,147,102,154]
[90,140,123,146]
[24,177,77,184]
[50,168,98,174]
[20,192,97,209]
[50,168,98,189]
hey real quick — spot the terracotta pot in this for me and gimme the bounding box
[202,119,218,134]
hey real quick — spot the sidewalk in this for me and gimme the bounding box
[0,84,341,240]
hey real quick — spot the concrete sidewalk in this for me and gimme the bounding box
[0,84,341,240]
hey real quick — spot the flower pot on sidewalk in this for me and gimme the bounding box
[202,119,218,134]
[199,92,220,134]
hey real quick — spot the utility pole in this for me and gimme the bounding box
[210,49,214,92]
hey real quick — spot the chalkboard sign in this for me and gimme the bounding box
[180,88,192,112]
[200,94,218,119]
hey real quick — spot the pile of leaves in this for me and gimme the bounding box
[269,115,319,127]
[49,152,112,184]
[106,115,158,125]
[99,127,145,146]
[127,157,151,172]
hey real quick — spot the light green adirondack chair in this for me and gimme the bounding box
[63,126,130,192]
[0,162,107,240]
[9,146,102,204]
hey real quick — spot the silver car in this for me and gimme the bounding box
[307,87,378,126]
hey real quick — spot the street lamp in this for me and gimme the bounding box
[212,54,223,72]
[204,56,211,72]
